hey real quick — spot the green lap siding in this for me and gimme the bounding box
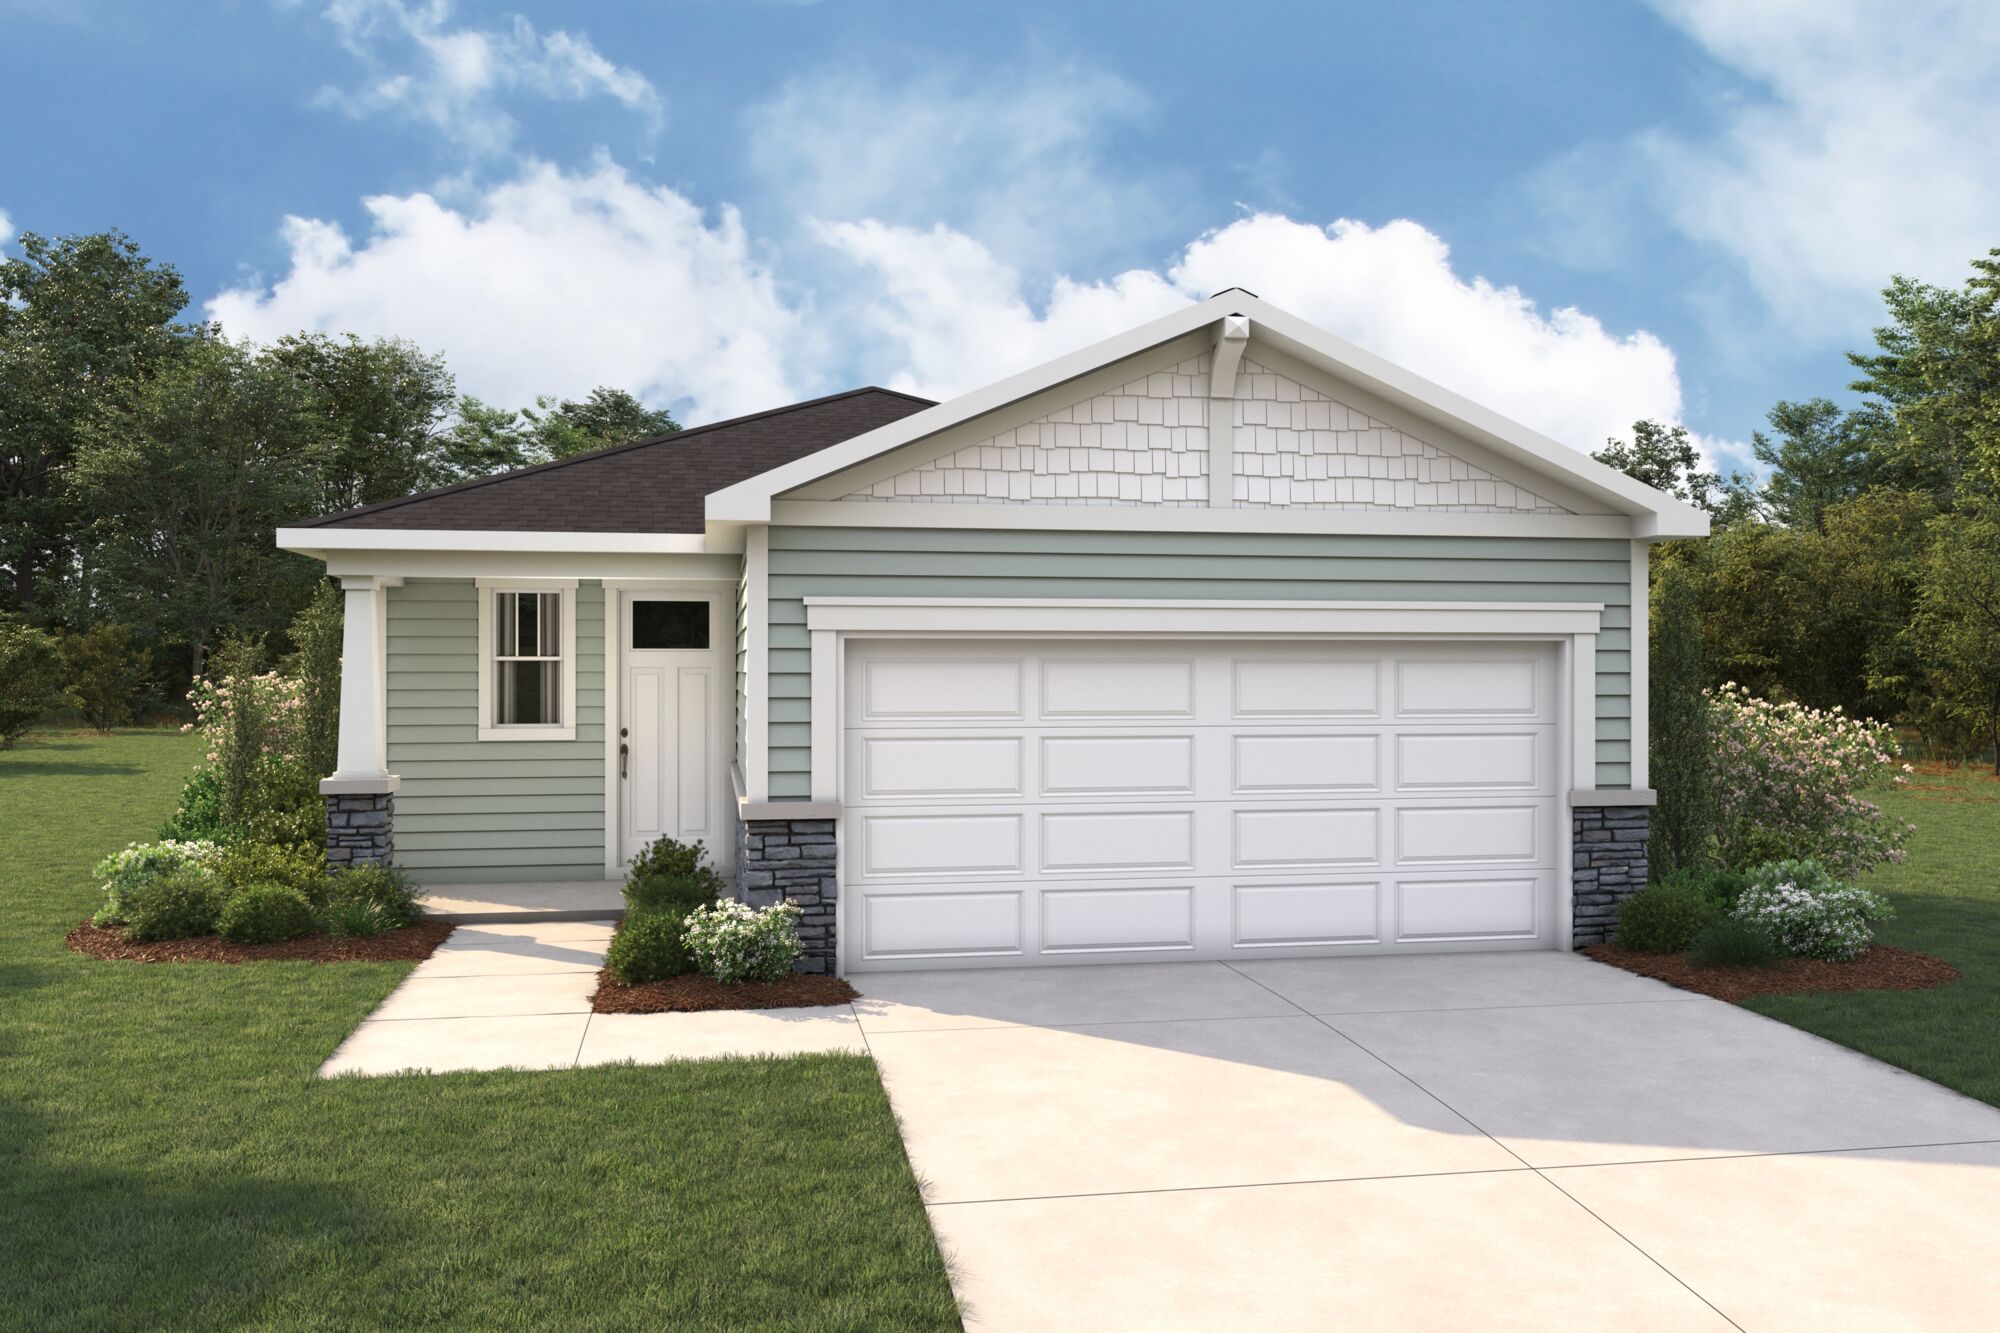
[386,579,607,884]
[764,526,1635,797]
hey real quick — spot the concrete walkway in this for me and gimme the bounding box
[318,921,861,1075]
[855,953,2000,1332]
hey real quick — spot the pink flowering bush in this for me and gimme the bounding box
[161,667,321,849]
[1708,683,1914,877]
[183,671,307,767]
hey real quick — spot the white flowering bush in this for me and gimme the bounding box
[1708,684,1914,877]
[91,839,222,926]
[1733,859,1893,962]
[681,900,803,983]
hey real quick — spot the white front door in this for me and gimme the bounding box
[841,639,1563,972]
[620,593,733,872]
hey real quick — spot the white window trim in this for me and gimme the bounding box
[476,578,579,741]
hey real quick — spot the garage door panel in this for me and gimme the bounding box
[1395,732,1544,792]
[860,812,1024,877]
[1397,657,1544,718]
[860,657,1023,721]
[1233,807,1379,869]
[1041,734,1195,797]
[1041,885,1195,953]
[1233,733,1380,794]
[1396,805,1541,864]
[1042,657,1194,719]
[1395,876,1540,942]
[1232,880,1381,947]
[863,889,1024,959]
[1041,810,1194,873]
[1231,658,1379,718]
[859,735,1024,800]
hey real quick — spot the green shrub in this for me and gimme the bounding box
[91,839,223,926]
[1687,916,1782,968]
[625,872,721,916]
[683,900,803,983]
[61,622,151,732]
[214,841,326,900]
[285,581,343,782]
[218,884,317,944]
[1649,563,1712,878]
[320,898,393,938]
[159,767,229,842]
[0,615,65,748]
[1655,865,1753,909]
[625,836,726,900]
[122,867,225,941]
[1615,880,1726,953]
[605,908,695,983]
[318,863,421,931]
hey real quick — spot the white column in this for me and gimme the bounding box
[322,575,400,795]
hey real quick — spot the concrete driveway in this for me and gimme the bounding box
[853,952,2000,1332]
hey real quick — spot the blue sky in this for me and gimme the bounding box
[6,1,1998,471]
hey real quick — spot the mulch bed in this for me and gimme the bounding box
[592,970,860,1014]
[1582,943,1961,1003]
[66,919,454,964]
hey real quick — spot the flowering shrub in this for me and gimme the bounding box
[1708,683,1913,876]
[92,839,222,925]
[184,670,308,768]
[1733,859,1893,962]
[682,900,803,983]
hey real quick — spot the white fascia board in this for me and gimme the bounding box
[320,550,740,582]
[802,597,1605,637]
[277,527,711,556]
[771,499,1634,540]
[707,289,1713,537]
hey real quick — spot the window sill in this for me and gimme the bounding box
[476,725,578,743]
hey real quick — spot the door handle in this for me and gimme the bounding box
[619,742,628,779]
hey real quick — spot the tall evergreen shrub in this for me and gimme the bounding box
[210,636,268,829]
[287,581,343,781]
[1650,563,1712,876]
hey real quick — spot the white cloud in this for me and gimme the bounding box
[207,156,798,422]
[747,67,1176,272]
[313,0,662,156]
[824,213,1686,452]
[0,208,13,248]
[1635,0,2000,324]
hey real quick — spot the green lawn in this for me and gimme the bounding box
[1744,765,2000,1108]
[0,730,958,1331]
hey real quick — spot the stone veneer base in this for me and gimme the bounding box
[326,792,394,867]
[738,818,837,974]
[1571,804,1649,947]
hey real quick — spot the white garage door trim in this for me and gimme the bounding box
[804,599,1603,975]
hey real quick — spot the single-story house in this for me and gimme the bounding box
[278,290,1705,974]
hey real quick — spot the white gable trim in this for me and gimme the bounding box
[706,291,1709,539]
[769,498,1634,540]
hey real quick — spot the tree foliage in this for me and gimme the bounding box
[1908,501,2000,771]
[0,230,188,614]
[70,335,321,676]
[61,622,152,731]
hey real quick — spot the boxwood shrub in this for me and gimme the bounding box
[624,836,725,901]
[605,908,694,984]
[218,884,318,945]
[1615,879,1727,953]
[1686,915,1782,968]
[121,867,225,941]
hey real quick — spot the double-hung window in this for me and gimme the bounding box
[477,580,577,740]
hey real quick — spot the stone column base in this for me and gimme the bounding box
[1571,803,1650,947]
[738,818,837,973]
[326,792,394,868]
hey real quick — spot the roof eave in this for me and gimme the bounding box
[708,290,1711,533]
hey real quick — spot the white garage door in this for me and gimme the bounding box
[841,640,1563,972]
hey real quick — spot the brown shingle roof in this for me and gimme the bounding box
[298,386,934,533]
